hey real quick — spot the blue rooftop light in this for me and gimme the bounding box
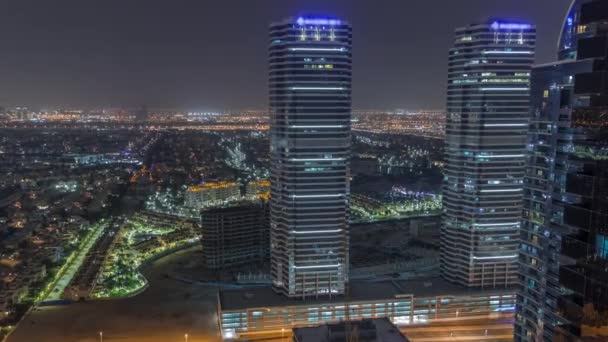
[296,17,341,26]
[491,21,532,30]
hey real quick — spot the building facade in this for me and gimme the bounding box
[441,20,536,288]
[559,43,608,337]
[184,181,240,208]
[269,17,352,299]
[516,2,590,340]
[217,278,516,340]
[246,180,271,197]
[516,58,593,342]
[516,1,608,341]
[200,201,270,269]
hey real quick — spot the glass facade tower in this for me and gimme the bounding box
[269,17,352,299]
[442,21,536,288]
[516,1,608,341]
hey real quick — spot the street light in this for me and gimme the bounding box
[281,328,285,341]
[99,331,103,342]
[184,333,188,342]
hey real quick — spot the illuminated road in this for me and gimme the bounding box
[402,318,514,342]
[41,221,108,302]
[214,318,514,342]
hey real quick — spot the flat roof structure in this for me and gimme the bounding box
[293,318,409,342]
[217,277,516,340]
[219,277,514,311]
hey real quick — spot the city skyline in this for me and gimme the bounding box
[1,1,607,342]
[0,0,571,109]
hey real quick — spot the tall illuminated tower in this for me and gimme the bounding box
[269,16,352,299]
[516,1,608,340]
[441,20,536,288]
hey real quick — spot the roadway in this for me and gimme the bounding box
[402,318,514,342]
[41,220,108,301]
[235,317,514,342]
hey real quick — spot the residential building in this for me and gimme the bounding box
[184,181,240,208]
[246,180,271,198]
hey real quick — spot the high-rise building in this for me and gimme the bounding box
[269,16,352,299]
[200,201,269,269]
[441,20,536,288]
[516,1,588,340]
[516,1,608,341]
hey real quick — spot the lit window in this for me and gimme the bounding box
[597,235,608,259]
[577,25,587,34]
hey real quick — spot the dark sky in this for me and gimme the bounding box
[0,0,572,110]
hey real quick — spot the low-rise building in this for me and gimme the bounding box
[185,181,240,208]
[201,201,269,269]
[218,277,515,340]
[245,180,271,197]
[293,318,409,342]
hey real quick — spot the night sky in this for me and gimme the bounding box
[0,0,572,110]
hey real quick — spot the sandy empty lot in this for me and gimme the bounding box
[8,248,222,342]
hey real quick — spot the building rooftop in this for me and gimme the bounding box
[199,199,266,213]
[247,180,270,187]
[219,277,515,311]
[188,181,238,192]
[293,318,409,342]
